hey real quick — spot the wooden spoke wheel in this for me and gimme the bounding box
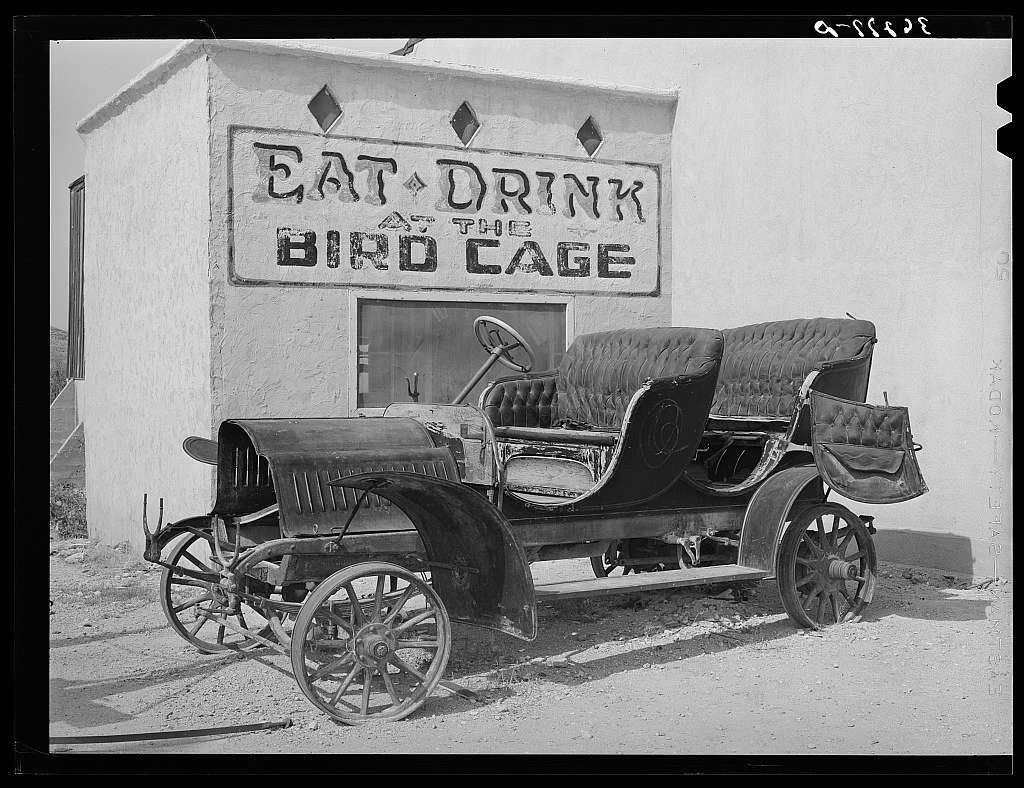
[290,562,451,725]
[591,542,633,578]
[777,504,877,629]
[591,541,669,577]
[160,533,274,654]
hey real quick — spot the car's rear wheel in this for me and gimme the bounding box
[776,503,877,629]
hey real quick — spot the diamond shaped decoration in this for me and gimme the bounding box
[403,172,427,196]
[450,101,480,146]
[308,85,342,132]
[576,116,603,157]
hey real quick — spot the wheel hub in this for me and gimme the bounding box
[826,558,859,580]
[353,623,396,666]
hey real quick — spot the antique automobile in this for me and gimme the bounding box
[142,315,927,724]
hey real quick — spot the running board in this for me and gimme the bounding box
[534,565,769,601]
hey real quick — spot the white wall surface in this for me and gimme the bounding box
[414,38,1013,577]
[75,39,1012,578]
[205,44,675,423]
[80,55,213,549]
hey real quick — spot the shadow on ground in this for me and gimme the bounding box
[51,562,995,730]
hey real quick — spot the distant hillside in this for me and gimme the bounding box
[50,327,68,404]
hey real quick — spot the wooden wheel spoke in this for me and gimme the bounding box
[170,576,213,589]
[829,591,841,624]
[800,532,822,556]
[181,550,212,571]
[846,549,866,561]
[173,593,212,613]
[380,665,403,707]
[216,624,226,645]
[393,609,436,634]
[835,527,854,554]
[396,639,439,649]
[326,610,355,636]
[383,585,417,625]
[795,555,816,567]
[795,573,816,589]
[836,584,854,604]
[802,584,822,610]
[188,613,210,637]
[815,517,828,546]
[389,654,427,683]
[816,594,825,623]
[361,667,373,715]
[344,584,366,626]
[328,663,363,707]
[308,652,356,683]
[372,575,386,622]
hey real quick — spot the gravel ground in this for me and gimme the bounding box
[48,539,1012,756]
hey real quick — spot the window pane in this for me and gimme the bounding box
[357,300,566,409]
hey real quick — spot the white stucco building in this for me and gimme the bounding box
[74,38,1011,578]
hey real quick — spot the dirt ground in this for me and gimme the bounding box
[48,539,1012,756]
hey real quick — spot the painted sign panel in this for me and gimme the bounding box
[228,126,661,295]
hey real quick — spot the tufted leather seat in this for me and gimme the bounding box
[482,327,726,509]
[810,390,907,450]
[556,328,724,429]
[481,374,558,430]
[482,327,725,434]
[708,318,876,431]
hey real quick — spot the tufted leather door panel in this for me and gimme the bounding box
[809,391,928,503]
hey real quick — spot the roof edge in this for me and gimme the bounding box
[76,40,207,135]
[76,39,678,136]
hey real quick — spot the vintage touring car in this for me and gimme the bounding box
[142,315,927,724]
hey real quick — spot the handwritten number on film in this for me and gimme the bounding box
[815,17,930,37]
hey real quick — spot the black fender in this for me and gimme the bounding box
[736,465,825,578]
[332,472,538,642]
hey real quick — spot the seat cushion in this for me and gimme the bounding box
[482,374,557,428]
[554,327,724,430]
[711,318,875,420]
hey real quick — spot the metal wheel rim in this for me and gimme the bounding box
[290,562,451,725]
[160,533,274,654]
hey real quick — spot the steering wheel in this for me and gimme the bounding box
[473,316,536,373]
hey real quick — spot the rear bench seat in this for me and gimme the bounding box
[708,317,876,443]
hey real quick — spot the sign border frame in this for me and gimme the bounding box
[225,123,663,297]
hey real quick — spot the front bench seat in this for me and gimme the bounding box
[483,328,724,433]
[480,327,724,510]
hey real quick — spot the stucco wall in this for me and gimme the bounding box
[80,55,213,549]
[670,41,1012,580]
[205,46,675,423]
[415,38,1013,578]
